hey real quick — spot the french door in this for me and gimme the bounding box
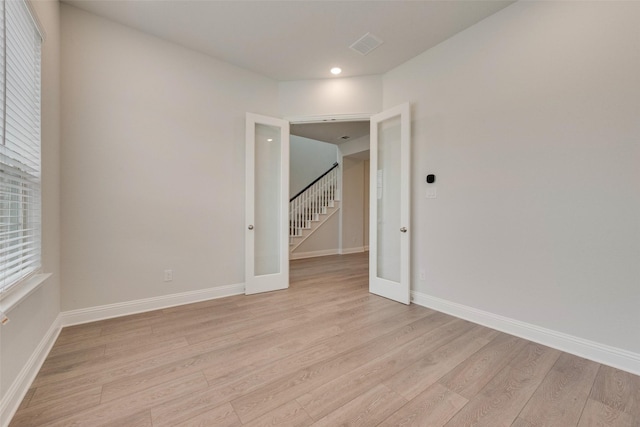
[369,103,411,304]
[245,113,290,295]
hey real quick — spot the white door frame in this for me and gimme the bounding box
[287,113,372,256]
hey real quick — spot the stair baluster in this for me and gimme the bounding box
[289,163,339,250]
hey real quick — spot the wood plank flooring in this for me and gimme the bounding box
[10,253,640,426]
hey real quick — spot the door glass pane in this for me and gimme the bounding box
[376,115,401,282]
[254,123,281,276]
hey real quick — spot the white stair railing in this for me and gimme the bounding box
[289,163,338,238]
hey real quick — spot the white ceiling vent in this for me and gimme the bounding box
[349,32,383,56]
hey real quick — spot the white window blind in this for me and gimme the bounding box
[0,0,42,293]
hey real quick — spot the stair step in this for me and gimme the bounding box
[288,203,340,240]
[289,171,339,252]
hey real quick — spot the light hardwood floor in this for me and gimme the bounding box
[10,253,640,426]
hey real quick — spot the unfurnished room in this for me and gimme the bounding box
[0,1,639,426]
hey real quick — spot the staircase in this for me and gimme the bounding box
[289,163,339,253]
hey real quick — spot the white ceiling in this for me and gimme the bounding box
[291,121,370,145]
[63,0,514,81]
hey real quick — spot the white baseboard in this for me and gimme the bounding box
[289,248,340,260]
[61,283,245,327]
[339,247,366,255]
[411,290,640,376]
[0,315,62,427]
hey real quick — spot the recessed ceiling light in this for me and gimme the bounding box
[330,67,342,75]
[267,138,273,142]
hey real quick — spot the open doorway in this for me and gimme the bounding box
[288,120,370,261]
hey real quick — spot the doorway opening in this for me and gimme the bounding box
[288,120,370,268]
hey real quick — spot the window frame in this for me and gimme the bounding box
[0,0,44,301]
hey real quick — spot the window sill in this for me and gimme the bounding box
[0,273,52,314]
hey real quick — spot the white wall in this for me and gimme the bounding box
[337,135,371,254]
[60,5,279,311]
[384,1,640,354]
[0,0,61,422]
[279,75,382,118]
[290,136,337,198]
[340,156,368,253]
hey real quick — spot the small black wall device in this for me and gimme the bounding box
[426,174,436,184]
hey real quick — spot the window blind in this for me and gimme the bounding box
[0,0,42,293]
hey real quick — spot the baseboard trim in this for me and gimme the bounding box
[61,283,245,327]
[289,249,339,260]
[339,247,366,255]
[411,290,640,376]
[0,314,62,427]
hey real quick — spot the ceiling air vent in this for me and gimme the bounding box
[349,32,383,56]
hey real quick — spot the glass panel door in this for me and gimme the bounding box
[369,104,411,304]
[245,113,289,295]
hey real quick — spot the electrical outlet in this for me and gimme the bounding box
[419,269,426,281]
[164,269,173,282]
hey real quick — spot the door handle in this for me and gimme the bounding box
[400,227,407,233]
[248,225,254,230]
